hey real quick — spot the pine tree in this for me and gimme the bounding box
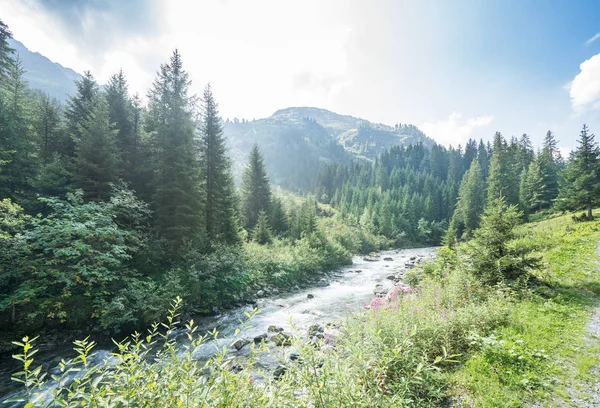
[538,130,560,207]
[477,139,490,179]
[269,196,288,235]
[519,159,546,215]
[105,70,137,184]
[147,50,203,251]
[73,97,121,201]
[33,93,63,164]
[556,124,600,219]
[487,132,519,206]
[65,71,99,157]
[199,84,239,244]
[241,143,271,230]
[0,19,14,81]
[0,57,36,203]
[452,160,486,238]
[252,210,273,244]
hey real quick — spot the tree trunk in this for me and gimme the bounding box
[588,204,593,220]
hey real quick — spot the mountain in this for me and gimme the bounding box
[224,107,434,191]
[9,39,81,102]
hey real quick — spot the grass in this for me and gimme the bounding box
[450,210,600,407]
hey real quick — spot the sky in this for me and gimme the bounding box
[2,0,600,151]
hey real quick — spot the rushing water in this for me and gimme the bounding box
[0,247,436,405]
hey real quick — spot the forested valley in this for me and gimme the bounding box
[2,15,600,407]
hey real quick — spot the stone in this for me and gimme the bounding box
[268,325,284,333]
[383,257,394,261]
[290,353,301,361]
[253,333,268,344]
[410,256,417,261]
[273,364,287,380]
[308,324,324,338]
[271,332,292,346]
[363,256,379,262]
[231,338,251,351]
[354,269,363,273]
[316,278,329,287]
[256,290,265,297]
[307,293,315,299]
[387,274,396,280]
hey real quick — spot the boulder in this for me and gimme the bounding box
[231,338,251,351]
[316,278,329,287]
[354,269,363,273]
[268,325,284,333]
[271,332,292,346]
[383,257,394,261]
[307,293,315,299]
[363,256,379,262]
[253,333,268,344]
[386,274,396,280]
[256,290,265,297]
[289,352,301,361]
[410,256,417,261]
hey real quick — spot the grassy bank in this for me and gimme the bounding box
[6,209,600,407]
[451,210,600,406]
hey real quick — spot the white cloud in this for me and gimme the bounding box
[587,32,600,45]
[420,112,494,147]
[569,53,600,113]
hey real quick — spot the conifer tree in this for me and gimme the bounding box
[487,132,519,206]
[241,143,271,230]
[519,158,546,215]
[105,70,137,183]
[252,210,273,244]
[538,130,560,207]
[199,84,239,244]
[73,97,121,201]
[65,71,99,157]
[0,19,14,81]
[269,197,288,235]
[147,50,203,251]
[452,160,486,238]
[556,124,600,219]
[0,57,36,202]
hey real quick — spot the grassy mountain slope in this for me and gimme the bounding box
[224,107,434,190]
[9,39,81,102]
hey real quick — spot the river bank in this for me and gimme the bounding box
[1,247,436,404]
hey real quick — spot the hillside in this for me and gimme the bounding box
[9,39,81,102]
[224,107,434,190]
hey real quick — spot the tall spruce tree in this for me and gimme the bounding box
[0,57,36,203]
[452,160,486,238]
[538,130,560,207]
[147,50,203,251]
[241,143,271,230]
[556,124,600,219]
[73,97,121,201]
[487,132,519,206]
[199,84,239,244]
[65,71,99,157]
[105,70,137,184]
[0,19,14,81]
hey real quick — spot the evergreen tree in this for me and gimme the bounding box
[0,19,14,81]
[477,139,490,179]
[73,97,121,201]
[487,132,519,206]
[105,70,137,184]
[0,57,36,203]
[252,210,273,244]
[269,196,288,235]
[452,160,486,238]
[538,130,560,207]
[147,50,203,251]
[65,71,99,157]
[556,124,600,219]
[199,84,239,244]
[519,159,545,216]
[33,93,63,164]
[241,143,271,230]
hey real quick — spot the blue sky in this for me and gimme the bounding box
[2,0,600,151]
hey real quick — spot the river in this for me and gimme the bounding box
[0,246,436,405]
